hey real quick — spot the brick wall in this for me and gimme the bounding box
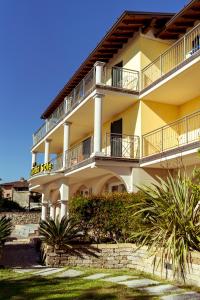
[44,243,200,287]
[0,212,40,225]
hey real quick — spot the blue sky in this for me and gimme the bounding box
[0,0,188,183]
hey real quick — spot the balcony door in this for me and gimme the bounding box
[112,61,123,88]
[111,119,122,157]
[82,137,92,159]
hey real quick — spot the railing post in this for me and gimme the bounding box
[160,55,163,76]
[186,116,189,144]
[161,128,164,152]
[183,35,186,60]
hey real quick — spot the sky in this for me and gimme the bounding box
[0,0,188,183]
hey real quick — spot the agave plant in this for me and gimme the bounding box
[131,172,200,282]
[0,216,12,245]
[39,216,84,251]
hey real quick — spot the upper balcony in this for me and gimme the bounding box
[33,65,139,147]
[141,109,200,166]
[140,22,200,104]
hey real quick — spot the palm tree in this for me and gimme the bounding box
[131,172,200,282]
[39,216,84,251]
[0,216,12,246]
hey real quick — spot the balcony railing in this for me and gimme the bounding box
[141,22,200,90]
[142,110,200,158]
[50,154,63,172]
[65,133,140,170]
[104,133,140,159]
[104,67,139,91]
[33,65,139,146]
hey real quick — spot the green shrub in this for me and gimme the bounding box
[0,198,25,212]
[0,216,12,245]
[39,216,84,251]
[69,192,144,243]
[131,172,200,282]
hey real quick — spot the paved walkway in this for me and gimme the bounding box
[13,267,200,299]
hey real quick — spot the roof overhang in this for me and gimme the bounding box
[157,0,200,39]
[41,11,174,119]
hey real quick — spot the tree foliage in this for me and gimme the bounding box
[0,216,12,245]
[69,192,144,243]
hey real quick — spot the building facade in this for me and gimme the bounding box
[29,0,200,221]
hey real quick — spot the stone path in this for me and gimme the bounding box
[12,267,200,299]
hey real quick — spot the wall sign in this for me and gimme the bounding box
[31,162,53,176]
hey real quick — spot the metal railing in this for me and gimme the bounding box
[104,133,140,159]
[66,68,95,112]
[33,65,139,146]
[33,123,47,145]
[50,154,63,172]
[141,22,200,89]
[104,66,139,91]
[142,110,200,157]
[65,137,93,169]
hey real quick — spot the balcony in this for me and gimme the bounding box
[65,133,140,171]
[141,22,200,91]
[33,66,139,146]
[30,133,140,177]
[142,110,200,160]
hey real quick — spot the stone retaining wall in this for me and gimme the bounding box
[44,243,200,287]
[0,212,40,225]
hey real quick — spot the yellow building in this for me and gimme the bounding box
[29,0,200,220]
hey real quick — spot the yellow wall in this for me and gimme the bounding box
[106,33,171,72]
[179,96,200,118]
[141,100,179,135]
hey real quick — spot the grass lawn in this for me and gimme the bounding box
[0,267,198,300]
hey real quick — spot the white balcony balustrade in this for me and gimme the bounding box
[142,110,200,157]
[141,22,200,89]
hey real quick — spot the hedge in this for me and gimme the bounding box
[69,192,144,243]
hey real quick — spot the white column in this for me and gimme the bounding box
[94,61,105,85]
[93,93,104,155]
[59,183,69,218]
[63,122,71,168]
[31,151,37,167]
[55,204,61,221]
[41,202,48,221]
[49,204,55,220]
[60,200,68,219]
[44,139,51,164]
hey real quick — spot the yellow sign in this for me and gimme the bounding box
[31,162,53,176]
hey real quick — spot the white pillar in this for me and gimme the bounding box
[55,204,60,221]
[41,202,48,221]
[50,204,55,220]
[59,183,69,218]
[44,139,51,164]
[94,61,105,85]
[93,93,104,155]
[60,200,68,219]
[31,151,37,167]
[63,122,71,168]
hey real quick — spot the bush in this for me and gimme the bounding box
[39,216,84,252]
[69,192,144,243]
[131,172,200,282]
[0,216,12,246]
[0,198,25,212]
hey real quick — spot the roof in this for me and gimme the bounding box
[41,11,174,119]
[0,180,29,189]
[157,0,200,39]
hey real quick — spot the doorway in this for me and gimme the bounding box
[110,118,122,157]
[112,61,123,88]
